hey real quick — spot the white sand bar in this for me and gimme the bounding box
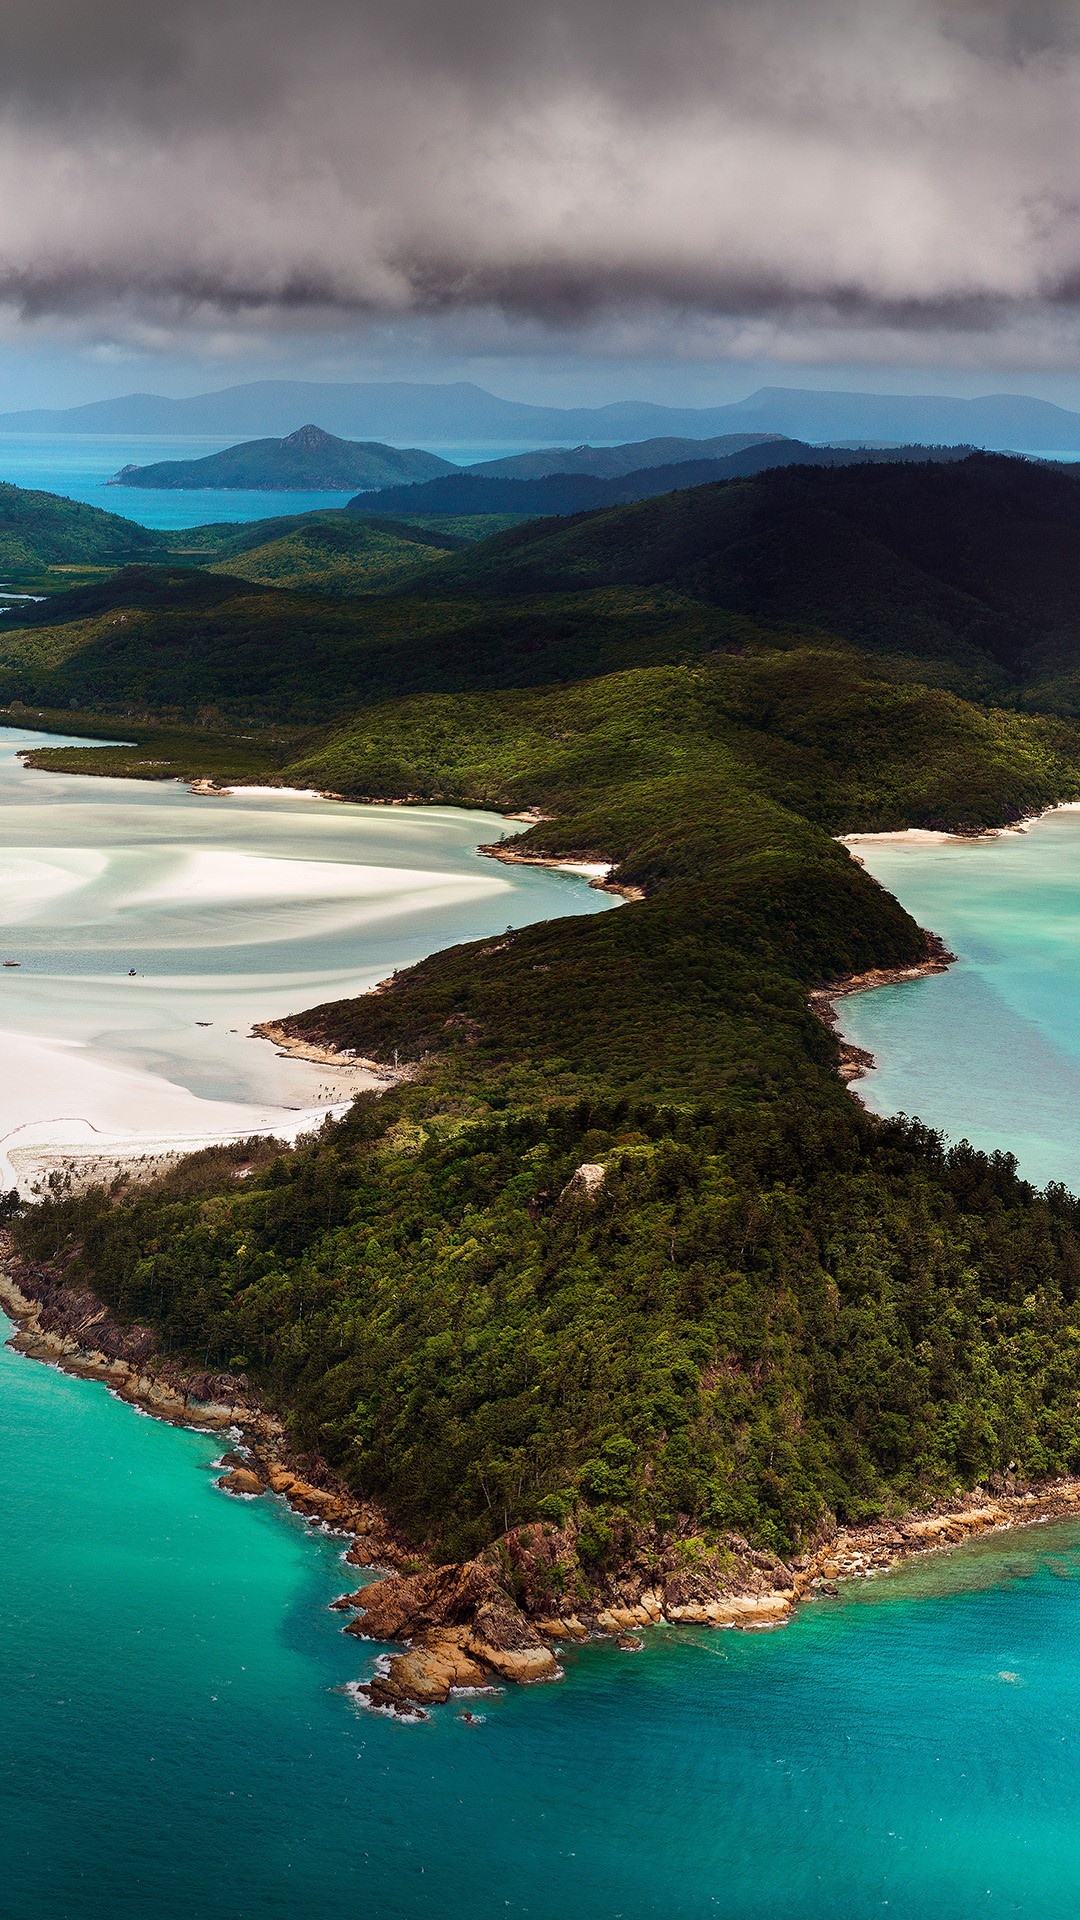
[0,728,616,1197]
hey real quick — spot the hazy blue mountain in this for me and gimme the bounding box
[718,386,1080,450]
[110,423,456,492]
[0,380,757,442]
[467,431,784,478]
[3,377,1080,450]
[349,439,976,521]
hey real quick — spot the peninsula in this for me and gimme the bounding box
[6,453,1080,1712]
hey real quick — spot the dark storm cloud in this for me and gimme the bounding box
[2,0,1080,349]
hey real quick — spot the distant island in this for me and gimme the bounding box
[110,423,457,492]
[106,422,976,502]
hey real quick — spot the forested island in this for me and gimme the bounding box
[10,451,1080,1706]
[111,423,455,492]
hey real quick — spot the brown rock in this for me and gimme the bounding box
[465,1637,560,1684]
[349,1556,561,1689]
[366,1630,488,1711]
[349,1559,497,1641]
[217,1467,264,1497]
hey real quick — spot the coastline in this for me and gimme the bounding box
[249,1018,410,1083]
[6,1241,1080,1718]
[3,753,1076,1716]
[478,839,646,901]
[840,796,1080,852]
[809,935,956,1082]
[824,795,1080,1089]
[0,1252,408,1549]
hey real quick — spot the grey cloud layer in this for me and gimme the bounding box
[2,0,1080,342]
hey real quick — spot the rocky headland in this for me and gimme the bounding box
[6,1243,1080,1720]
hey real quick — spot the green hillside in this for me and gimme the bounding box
[19,453,1080,1598]
[285,650,1080,837]
[0,481,161,582]
[9,455,1080,720]
[0,565,736,720]
[202,514,469,594]
[420,453,1080,689]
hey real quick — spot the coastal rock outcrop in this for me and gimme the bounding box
[262,1463,370,1531]
[365,1630,489,1711]
[343,1557,561,1711]
[218,1467,265,1497]
[14,1245,1080,1730]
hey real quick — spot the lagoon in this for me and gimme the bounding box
[0,726,613,1191]
[840,810,1080,1188]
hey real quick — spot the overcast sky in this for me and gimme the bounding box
[6,0,1080,405]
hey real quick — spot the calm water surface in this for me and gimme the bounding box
[0,431,551,529]
[5,1311,1080,1920]
[841,810,1080,1186]
[0,725,613,1180]
[0,432,357,528]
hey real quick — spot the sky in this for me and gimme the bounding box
[6,0,1080,409]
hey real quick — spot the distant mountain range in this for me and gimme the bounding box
[111,424,454,492]
[6,378,1080,451]
[349,440,976,521]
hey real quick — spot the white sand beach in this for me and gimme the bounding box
[0,1026,375,1195]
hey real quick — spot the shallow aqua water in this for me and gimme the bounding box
[840,813,1080,1186]
[6,1310,1080,1919]
[0,725,614,1180]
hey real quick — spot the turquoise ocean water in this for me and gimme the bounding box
[6,1313,1080,1920]
[0,433,356,529]
[840,811,1080,1188]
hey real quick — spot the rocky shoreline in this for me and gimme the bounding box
[809,933,956,1081]
[249,1019,410,1083]
[477,839,646,902]
[6,1243,1080,1720]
